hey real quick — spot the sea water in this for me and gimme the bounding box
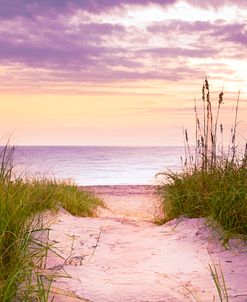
[12,146,184,185]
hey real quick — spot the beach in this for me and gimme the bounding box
[44,185,247,302]
[3,1,247,301]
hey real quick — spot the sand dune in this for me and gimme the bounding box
[44,186,247,302]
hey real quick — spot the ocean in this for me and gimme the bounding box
[12,146,184,185]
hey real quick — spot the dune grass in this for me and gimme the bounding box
[158,79,247,238]
[0,144,103,301]
[20,178,103,217]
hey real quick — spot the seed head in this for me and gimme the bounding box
[220,124,223,133]
[185,129,188,142]
[219,91,224,105]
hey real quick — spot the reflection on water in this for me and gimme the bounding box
[11,146,184,185]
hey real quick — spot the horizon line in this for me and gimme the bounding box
[0,144,184,148]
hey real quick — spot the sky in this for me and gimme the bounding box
[0,0,247,146]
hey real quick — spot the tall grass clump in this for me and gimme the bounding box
[0,144,38,301]
[22,178,103,217]
[159,79,247,237]
[0,144,103,301]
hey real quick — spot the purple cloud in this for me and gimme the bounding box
[148,20,212,34]
[148,20,246,36]
[215,26,247,46]
[0,0,176,19]
[186,0,247,9]
[0,1,246,92]
[136,47,217,58]
[0,19,129,68]
[0,12,220,87]
[147,20,247,50]
[0,0,246,21]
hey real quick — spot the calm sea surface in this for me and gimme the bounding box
[12,146,184,185]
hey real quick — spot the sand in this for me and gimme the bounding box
[44,185,247,302]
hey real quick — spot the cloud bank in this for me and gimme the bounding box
[0,0,246,92]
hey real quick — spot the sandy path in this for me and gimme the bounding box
[45,186,247,302]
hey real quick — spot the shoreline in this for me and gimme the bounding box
[79,185,161,220]
[79,184,158,195]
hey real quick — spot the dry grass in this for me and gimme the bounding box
[159,79,247,238]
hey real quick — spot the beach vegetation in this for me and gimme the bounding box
[0,144,102,301]
[158,79,247,238]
